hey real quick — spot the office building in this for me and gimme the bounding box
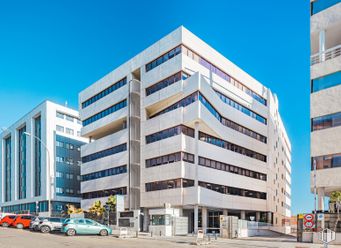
[79,26,291,233]
[310,0,341,211]
[0,101,86,215]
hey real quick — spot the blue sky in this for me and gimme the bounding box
[0,0,311,214]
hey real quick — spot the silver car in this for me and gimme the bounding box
[29,217,47,231]
[39,217,66,233]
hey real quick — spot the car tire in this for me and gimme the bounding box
[40,225,51,234]
[2,222,9,227]
[66,228,76,236]
[33,226,39,232]
[99,229,108,236]
[16,223,24,229]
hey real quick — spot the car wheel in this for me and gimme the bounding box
[40,225,51,233]
[33,226,39,232]
[2,222,9,227]
[99,229,108,236]
[16,223,24,229]
[66,228,76,236]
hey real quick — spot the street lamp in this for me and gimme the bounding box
[23,132,53,216]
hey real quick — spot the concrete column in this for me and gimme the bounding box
[202,207,207,233]
[267,212,272,224]
[256,212,261,222]
[318,187,325,211]
[143,208,149,232]
[194,205,199,234]
[223,209,228,216]
[240,211,246,220]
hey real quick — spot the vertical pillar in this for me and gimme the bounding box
[143,208,149,232]
[202,207,207,233]
[267,212,273,224]
[223,209,228,216]
[319,30,326,62]
[194,205,199,234]
[256,212,261,222]
[318,187,325,211]
[240,211,246,220]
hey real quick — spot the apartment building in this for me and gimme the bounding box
[79,26,291,233]
[0,101,86,215]
[310,0,341,211]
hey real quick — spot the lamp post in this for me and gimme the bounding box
[24,132,52,216]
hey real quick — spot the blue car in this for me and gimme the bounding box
[61,218,112,236]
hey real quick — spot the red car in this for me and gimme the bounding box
[0,214,17,227]
[10,214,35,229]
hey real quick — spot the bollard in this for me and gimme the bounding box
[160,230,162,236]
[151,231,153,237]
[136,230,138,238]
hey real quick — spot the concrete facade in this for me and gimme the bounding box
[0,101,87,215]
[79,26,291,233]
[310,1,341,210]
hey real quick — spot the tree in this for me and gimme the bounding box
[88,200,104,216]
[330,191,341,232]
[105,195,117,213]
[66,204,83,215]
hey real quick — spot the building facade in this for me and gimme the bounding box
[310,0,341,211]
[0,101,86,215]
[79,26,291,233]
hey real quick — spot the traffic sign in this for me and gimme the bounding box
[304,214,314,221]
[303,220,314,229]
[317,213,324,221]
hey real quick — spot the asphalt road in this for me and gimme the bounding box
[0,227,339,248]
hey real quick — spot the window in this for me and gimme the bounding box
[151,215,171,226]
[66,128,74,135]
[81,143,127,163]
[145,152,194,168]
[82,165,127,181]
[312,71,341,93]
[146,71,189,96]
[83,99,127,126]
[146,125,194,144]
[66,115,74,122]
[66,173,74,179]
[56,187,63,194]
[82,77,127,108]
[77,131,81,137]
[82,187,127,199]
[56,125,64,132]
[145,178,194,192]
[145,46,182,72]
[215,90,267,124]
[312,153,341,170]
[181,45,266,105]
[312,111,341,131]
[199,132,267,162]
[198,156,266,181]
[56,172,63,178]
[56,112,64,119]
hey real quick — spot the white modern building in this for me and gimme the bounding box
[0,101,87,215]
[310,0,341,211]
[79,26,292,233]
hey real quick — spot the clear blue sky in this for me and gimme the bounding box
[0,0,311,214]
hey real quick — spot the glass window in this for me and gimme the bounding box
[56,125,64,132]
[312,71,341,93]
[56,112,64,119]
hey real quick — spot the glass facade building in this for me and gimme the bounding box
[18,126,27,200]
[34,116,41,196]
[4,136,11,202]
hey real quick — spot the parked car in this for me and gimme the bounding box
[61,218,112,236]
[30,217,47,231]
[0,214,17,227]
[11,214,35,229]
[39,217,66,233]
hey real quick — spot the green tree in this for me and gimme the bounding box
[105,195,117,212]
[88,200,104,216]
[66,204,83,215]
[330,191,341,232]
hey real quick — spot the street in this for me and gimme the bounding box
[0,228,340,248]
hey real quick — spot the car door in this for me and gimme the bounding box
[84,219,99,234]
[74,219,87,234]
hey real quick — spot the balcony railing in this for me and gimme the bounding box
[311,44,341,65]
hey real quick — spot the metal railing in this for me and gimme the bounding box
[311,44,341,65]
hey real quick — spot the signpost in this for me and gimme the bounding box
[318,229,336,248]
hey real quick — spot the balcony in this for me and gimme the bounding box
[311,0,341,15]
[311,44,341,65]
